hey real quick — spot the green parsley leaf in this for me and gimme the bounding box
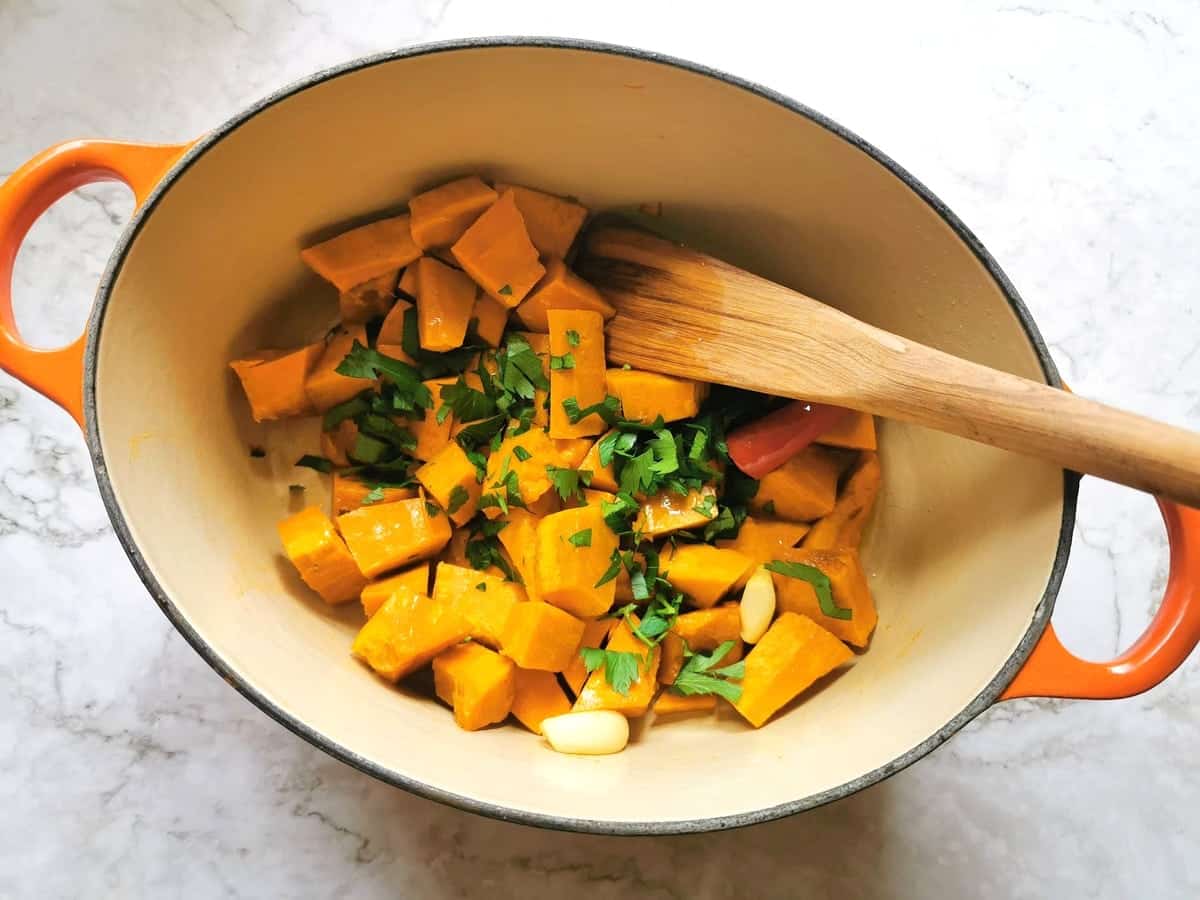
[438,377,496,425]
[580,647,643,696]
[498,284,513,296]
[295,454,333,474]
[629,566,649,602]
[454,413,507,448]
[322,392,371,431]
[594,549,623,588]
[446,484,470,515]
[762,499,777,516]
[358,413,417,450]
[600,492,639,534]
[566,329,581,347]
[671,640,744,702]
[549,353,575,370]
[567,528,593,548]
[562,394,620,426]
[513,445,532,462]
[546,465,592,502]
[350,433,394,465]
[361,485,387,505]
[764,560,852,620]
[424,500,441,518]
[335,341,432,409]
[475,582,487,592]
[692,494,717,518]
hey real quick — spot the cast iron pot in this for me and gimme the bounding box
[2,39,1198,835]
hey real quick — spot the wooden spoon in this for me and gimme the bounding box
[576,225,1200,508]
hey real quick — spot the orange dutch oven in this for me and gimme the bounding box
[2,40,1198,834]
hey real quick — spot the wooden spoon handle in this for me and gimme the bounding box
[583,226,1200,507]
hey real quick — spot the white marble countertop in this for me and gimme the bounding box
[3,1,1198,897]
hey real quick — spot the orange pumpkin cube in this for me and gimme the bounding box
[409,176,498,249]
[433,642,516,731]
[376,296,413,345]
[562,618,615,696]
[320,418,360,468]
[658,606,744,684]
[229,343,322,422]
[400,377,456,461]
[803,452,882,551]
[494,508,542,600]
[770,547,878,647]
[500,602,586,671]
[451,190,545,306]
[432,562,525,649]
[414,256,477,352]
[572,618,659,717]
[817,411,877,451]
[636,485,718,538]
[716,517,811,588]
[277,505,367,604]
[471,292,509,347]
[481,428,559,518]
[493,182,588,259]
[332,473,417,516]
[360,562,431,618]
[653,692,717,716]
[515,258,615,332]
[351,586,468,682]
[337,497,453,577]
[534,505,620,617]
[751,445,841,522]
[338,270,397,324]
[416,442,482,526]
[547,309,608,439]
[660,544,753,609]
[605,369,707,424]
[735,612,852,727]
[553,437,594,469]
[510,668,573,734]
[579,430,619,491]
[301,214,421,292]
[305,325,370,413]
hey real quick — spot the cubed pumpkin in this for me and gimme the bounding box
[636,485,718,538]
[661,544,753,609]
[803,452,882,550]
[277,506,367,604]
[481,429,560,519]
[229,343,322,421]
[534,505,620,617]
[495,508,543,601]
[547,309,608,439]
[301,214,421,292]
[331,473,418,516]
[734,612,852,727]
[553,437,594,469]
[471,293,509,347]
[433,642,516,731]
[400,377,456,461]
[769,547,878,647]
[500,602,586,671]
[451,190,545,306]
[337,497,453,577]
[409,176,498,249]
[605,369,707,424]
[514,258,615,332]
[415,256,477,352]
[376,296,413,345]
[493,183,588,259]
[658,606,744,684]
[716,517,811,588]
[751,445,841,522]
[320,418,360,468]
[360,562,431,618]
[416,442,483,526]
[433,562,525,649]
[572,618,660,717]
[510,668,573,734]
[351,586,468,682]
[305,325,370,413]
[580,429,619,491]
[339,270,397,324]
[653,692,717,716]
[817,411,877,451]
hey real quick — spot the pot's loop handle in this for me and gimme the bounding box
[1003,496,1200,700]
[0,140,190,428]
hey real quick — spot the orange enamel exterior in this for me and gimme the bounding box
[0,139,190,426]
[1001,499,1200,700]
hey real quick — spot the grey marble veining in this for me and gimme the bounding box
[2,1,1198,897]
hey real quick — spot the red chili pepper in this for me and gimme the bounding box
[727,400,850,479]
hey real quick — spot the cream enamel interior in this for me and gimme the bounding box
[92,45,1064,827]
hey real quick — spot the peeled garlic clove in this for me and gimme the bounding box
[739,565,776,643]
[541,710,629,755]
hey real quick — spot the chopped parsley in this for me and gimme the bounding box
[594,549,624,587]
[475,582,487,592]
[498,284,513,296]
[562,395,620,426]
[567,528,593,548]
[513,445,532,462]
[765,560,852,620]
[761,499,777,516]
[322,392,371,431]
[335,341,431,410]
[580,647,644,696]
[446,484,470,515]
[424,500,442,518]
[295,454,333,473]
[670,640,745,702]
[549,353,575,370]
[546,465,592,502]
[566,329,581,347]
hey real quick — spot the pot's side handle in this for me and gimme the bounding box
[0,140,191,428]
[1002,498,1200,700]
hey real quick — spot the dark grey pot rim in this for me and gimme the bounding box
[82,37,1076,836]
